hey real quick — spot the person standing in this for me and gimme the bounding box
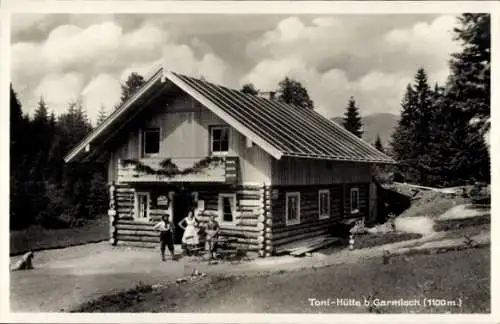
[153,215,175,261]
[205,215,220,260]
[178,209,199,255]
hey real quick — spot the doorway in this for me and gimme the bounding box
[172,190,194,244]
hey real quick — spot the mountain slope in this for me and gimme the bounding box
[331,113,399,147]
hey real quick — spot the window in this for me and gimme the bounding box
[135,192,150,220]
[286,192,300,226]
[218,194,236,224]
[210,126,229,154]
[318,189,330,220]
[142,128,160,156]
[350,188,359,214]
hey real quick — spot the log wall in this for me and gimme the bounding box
[109,183,267,254]
[269,183,369,252]
[272,158,373,186]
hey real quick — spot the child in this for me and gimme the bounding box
[205,215,220,260]
[153,214,175,261]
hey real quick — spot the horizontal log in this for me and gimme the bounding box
[271,221,333,237]
[237,190,261,196]
[116,241,156,249]
[117,216,135,221]
[273,229,330,248]
[117,208,134,215]
[237,212,260,219]
[238,185,265,190]
[219,233,259,242]
[235,220,260,227]
[116,224,155,231]
[116,187,134,192]
[118,230,159,237]
[221,225,261,233]
[239,199,261,207]
[117,219,153,226]
[117,235,160,243]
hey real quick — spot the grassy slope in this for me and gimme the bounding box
[10,217,109,256]
[75,246,490,313]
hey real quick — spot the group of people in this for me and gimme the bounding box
[152,209,220,262]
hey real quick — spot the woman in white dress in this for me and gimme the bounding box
[178,209,199,254]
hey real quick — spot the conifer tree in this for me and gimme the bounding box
[342,96,363,138]
[97,105,108,125]
[119,72,146,107]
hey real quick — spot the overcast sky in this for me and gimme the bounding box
[11,13,461,125]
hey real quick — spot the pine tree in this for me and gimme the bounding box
[342,96,363,138]
[374,134,384,152]
[438,13,491,184]
[97,105,108,125]
[390,68,434,184]
[241,83,259,96]
[276,77,314,109]
[119,72,146,107]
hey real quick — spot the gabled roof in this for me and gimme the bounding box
[65,67,395,164]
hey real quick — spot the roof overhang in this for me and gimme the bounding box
[64,69,165,163]
[65,66,395,165]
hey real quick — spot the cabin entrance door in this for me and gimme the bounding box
[172,190,193,244]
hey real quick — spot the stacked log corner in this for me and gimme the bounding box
[114,185,159,248]
[108,182,117,245]
[262,185,273,257]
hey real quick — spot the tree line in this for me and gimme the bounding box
[390,14,490,187]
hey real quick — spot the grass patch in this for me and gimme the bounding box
[439,223,490,240]
[401,195,468,218]
[10,217,109,256]
[72,283,153,313]
[353,232,422,250]
[434,215,490,232]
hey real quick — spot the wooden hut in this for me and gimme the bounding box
[65,67,395,257]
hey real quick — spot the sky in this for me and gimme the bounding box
[11,13,462,125]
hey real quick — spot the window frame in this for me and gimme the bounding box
[141,127,161,157]
[318,189,330,220]
[285,192,301,226]
[209,125,230,155]
[218,193,237,225]
[134,191,150,221]
[350,187,360,215]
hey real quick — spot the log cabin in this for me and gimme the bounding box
[64,66,395,257]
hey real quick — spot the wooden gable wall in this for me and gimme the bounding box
[107,91,273,185]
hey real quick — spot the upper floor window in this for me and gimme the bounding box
[350,187,359,214]
[210,126,229,154]
[143,128,160,156]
